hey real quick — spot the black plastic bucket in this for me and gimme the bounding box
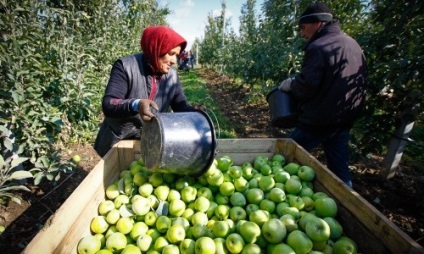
[140,110,216,176]
[266,88,299,129]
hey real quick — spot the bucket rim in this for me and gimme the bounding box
[193,109,217,176]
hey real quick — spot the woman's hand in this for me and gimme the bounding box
[138,99,159,121]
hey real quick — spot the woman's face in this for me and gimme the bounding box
[158,46,181,74]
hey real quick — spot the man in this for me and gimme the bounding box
[279,2,368,187]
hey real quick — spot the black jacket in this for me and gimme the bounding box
[291,20,368,131]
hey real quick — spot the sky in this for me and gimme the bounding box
[158,0,264,51]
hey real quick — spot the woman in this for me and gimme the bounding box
[94,25,200,157]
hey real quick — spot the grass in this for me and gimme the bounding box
[178,70,237,139]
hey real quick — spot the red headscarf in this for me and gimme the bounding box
[140,25,187,74]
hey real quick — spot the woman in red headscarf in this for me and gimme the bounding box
[94,26,200,157]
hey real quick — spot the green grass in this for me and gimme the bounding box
[178,70,237,139]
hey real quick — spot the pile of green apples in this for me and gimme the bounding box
[77,153,358,254]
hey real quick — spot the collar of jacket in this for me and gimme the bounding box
[303,19,341,50]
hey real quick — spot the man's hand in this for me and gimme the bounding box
[279,78,293,92]
[138,99,159,121]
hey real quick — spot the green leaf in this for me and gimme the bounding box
[11,157,29,169]
[6,171,33,181]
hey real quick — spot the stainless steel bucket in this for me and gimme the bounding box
[140,110,216,176]
[266,88,298,129]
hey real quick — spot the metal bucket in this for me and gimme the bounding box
[266,88,299,129]
[140,110,216,176]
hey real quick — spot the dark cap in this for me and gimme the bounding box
[298,2,333,25]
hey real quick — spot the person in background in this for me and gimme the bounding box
[278,2,368,187]
[178,50,190,71]
[94,25,202,157]
[189,50,195,69]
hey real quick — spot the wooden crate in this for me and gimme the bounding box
[24,139,424,254]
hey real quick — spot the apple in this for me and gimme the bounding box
[284,178,302,195]
[191,223,208,239]
[283,162,300,175]
[241,243,261,254]
[181,186,198,203]
[261,218,287,243]
[297,165,316,181]
[280,206,300,220]
[72,154,81,164]
[169,199,187,217]
[214,237,229,254]
[215,192,230,205]
[217,155,233,171]
[312,191,329,201]
[242,165,255,180]
[305,217,331,242]
[253,155,268,171]
[233,178,248,192]
[230,192,247,207]
[106,209,120,225]
[270,243,295,254]
[259,199,276,214]
[138,183,153,197]
[302,196,315,211]
[272,154,285,164]
[156,215,172,233]
[249,210,270,227]
[154,185,170,201]
[193,196,210,212]
[288,195,305,210]
[114,194,130,208]
[206,201,218,219]
[130,195,150,216]
[268,188,286,203]
[144,211,158,226]
[172,217,190,231]
[245,203,260,217]
[219,182,235,196]
[333,236,358,254]
[147,194,160,210]
[260,164,272,176]
[98,200,115,216]
[195,236,216,254]
[166,224,186,244]
[299,212,318,230]
[148,172,163,187]
[120,244,141,254]
[239,221,261,243]
[287,230,313,254]
[228,165,243,179]
[323,217,343,240]
[105,183,120,200]
[191,211,209,226]
[246,188,264,205]
[77,235,101,254]
[207,170,225,186]
[182,207,195,221]
[212,220,231,238]
[116,217,133,234]
[315,197,338,218]
[215,204,231,220]
[162,244,179,254]
[274,171,291,184]
[197,187,213,200]
[258,175,275,192]
[154,236,169,252]
[299,187,314,198]
[280,214,298,232]
[106,232,127,253]
[180,238,196,254]
[105,225,118,239]
[130,221,148,240]
[229,206,247,222]
[248,178,259,189]
[90,216,109,234]
[147,228,161,243]
[225,233,245,254]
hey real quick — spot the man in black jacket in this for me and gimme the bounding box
[279,2,368,187]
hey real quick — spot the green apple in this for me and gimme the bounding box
[131,196,150,216]
[154,185,170,201]
[195,237,216,254]
[302,196,315,211]
[268,188,286,203]
[133,172,148,187]
[181,186,198,203]
[259,199,276,214]
[261,218,287,243]
[239,221,261,244]
[166,224,186,244]
[219,181,235,196]
[246,188,264,205]
[297,165,316,181]
[147,194,160,210]
[258,175,275,192]
[271,154,285,164]
[249,210,270,227]
[225,233,245,254]
[242,165,255,180]
[214,204,231,220]
[207,170,225,186]
[194,196,211,212]
[229,206,247,222]
[106,209,120,225]
[167,189,181,202]
[182,207,195,221]
[98,200,115,216]
[105,225,118,239]
[191,223,208,239]
[288,195,305,210]
[270,243,295,254]
[299,187,314,198]
[274,170,291,184]
[154,236,169,252]
[305,217,331,242]
[114,194,130,208]
[180,238,196,254]
[130,221,148,240]
[191,211,209,226]
[312,191,329,201]
[156,215,172,233]
[245,204,259,217]
[147,228,161,242]
[106,232,127,253]
[138,183,153,197]
[275,201,289,217]
[169,199,187,217]
[116,217,133,234]
[215,192,230,205]
[283,162,301,175]
[105,183,120,200]
[144,211,158,226]
[280,214,298,232]
[72,154,81,164]
[280,206,300,220]
[332,236,358,254]
[77,235,101,254]
[148,172,163,187]
[315,197,338,218]
[248,178,259,189]
[323,217,343,240]
[230,192,246,207]
[233,177,249,192]
[121,244,141,254]
[228,165,243,179]
[206,201,218,219]
[197,187,213,199]
[162,244,179,254]
[242,243,261,254]
[260,164,272,176]
[90,216,109,234]
[212,220,231,238]
[284,178,302,195]
[214,237,229,254]
[253,155,268,171]
[287,230,313,254]
[299,212,318,230]
[217,155,233,171]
